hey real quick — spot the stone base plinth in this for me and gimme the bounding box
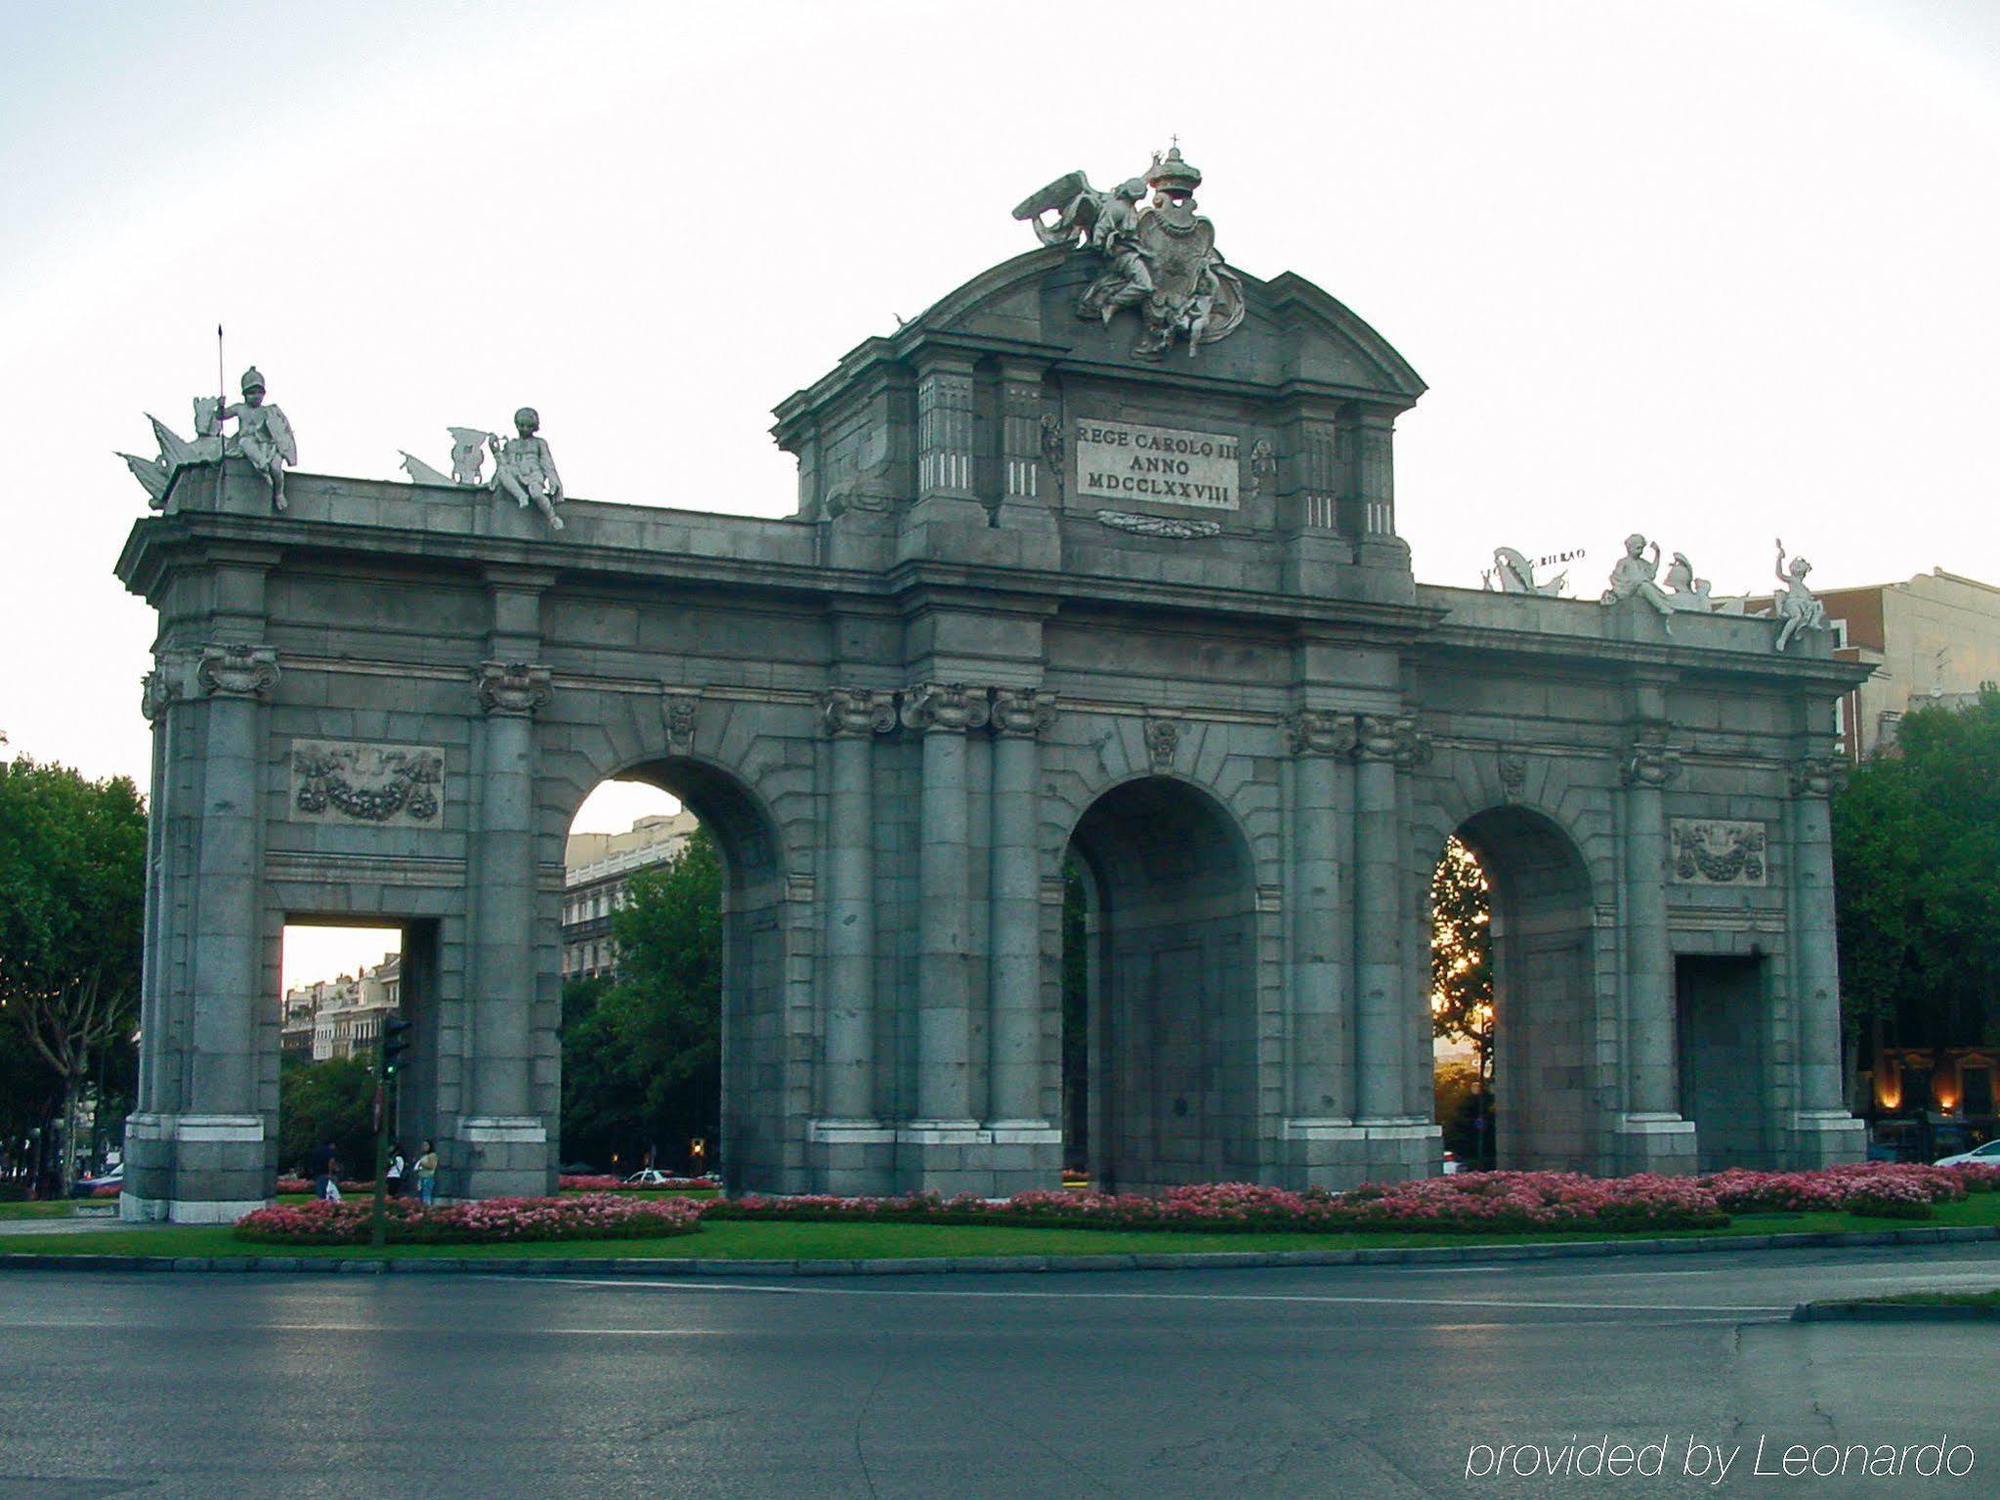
[1785,1110,1867,1169]
[119,1112,269,1220]
[1280,1118,1442,1189]
[890,1120,1063,1197]
[808,1119,897,1196]
[1613,1113,1699,1175]
[452,1116,552,1199]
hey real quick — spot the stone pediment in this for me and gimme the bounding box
[902,248,1425,405]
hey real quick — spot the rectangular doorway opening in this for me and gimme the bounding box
[1676,954,1768,1171]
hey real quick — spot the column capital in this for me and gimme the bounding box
[475,660,553,717]
[901,682,989,734]
[1284,708,1355,757]
[141,665,185,722]
[821,686,898,738]
[990,687,1057,739]
[196,643,279,701]
[1789,755,1847,798]
[1352,712,1429,767]
[1620,732,1683,788]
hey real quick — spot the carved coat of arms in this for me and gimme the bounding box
[1014,145,1245,360]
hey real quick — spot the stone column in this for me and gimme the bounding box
[987,688,1056,1131]
[902,683,989,1138]
[124,644,278,1223]
[1787,754,1865,1164]
[1352,714,1412,1119]
[1616,727,1697,1171]
[465,659,552,1195]
[818,688,896,1123]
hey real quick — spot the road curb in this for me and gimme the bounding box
[1792,1298,2000,1323]
[0,1222,1994,1278]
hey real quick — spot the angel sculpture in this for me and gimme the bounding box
[1012,146,1245,359]
[1772,538,1828,652]
[1602,533,1676,630]
[218,367,297,510]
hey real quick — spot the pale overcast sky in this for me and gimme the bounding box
[4,0,1997,984]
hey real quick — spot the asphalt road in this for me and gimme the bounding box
[0,1244,1994,1500]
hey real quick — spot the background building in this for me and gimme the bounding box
[279,953,402,1061]
[561,811,699,979]
[1812,569,2000,762]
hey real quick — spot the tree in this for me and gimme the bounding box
[559,827,723,1172]
[277,1052,376,1178]
[1833,687,2000,1052]
[0,758,146,1194]
[1430,836,1494,1078]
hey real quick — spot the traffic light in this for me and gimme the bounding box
[382,1016,413,1077]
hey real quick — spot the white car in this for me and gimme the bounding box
[1933,1139,2000,1168]
[623,1168,677,1186]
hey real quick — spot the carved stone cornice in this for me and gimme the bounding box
[990,688,1057,739]
[1620,732,1683,790]
[196,643,279,701]
[1789,756,1847,799]
[1283,708,1355,758]
[821,687,898,739]
[475,660,553,717]
[662,690,701,753]
[900,682,990,735]
[1144,714,1182,770]
[1352,712,1430,768]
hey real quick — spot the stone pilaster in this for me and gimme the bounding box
[122,643,277,1223]
[1614,724,1698,1173]
[996,360,1059,539]
[812,687,898,1192]
[987,690,1056,1119]
[1786,754,1866,1165]
[901,683,989,1150]
[463,658,553,1197]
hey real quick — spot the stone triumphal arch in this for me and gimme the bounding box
[116,150,1865,1219]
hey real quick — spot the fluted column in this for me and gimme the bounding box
[903,682,989,1125]
[1285,709,1352,1121]
[470,661,551,1124]
[1789,755,1847,1115]
[988,688,1055,1125]
[820,688,896,1122]
[1353,712,1422,1121]
[1620,730,1681,1118]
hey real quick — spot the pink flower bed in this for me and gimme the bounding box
[235,1192,704,1246]
[1703,1162,1971,1219]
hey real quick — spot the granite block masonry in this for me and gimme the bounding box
[114,150,1866,1219]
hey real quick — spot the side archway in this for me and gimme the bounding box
[1444,805,1602,1173]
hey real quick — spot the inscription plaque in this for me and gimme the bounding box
[1074,418,1239,510]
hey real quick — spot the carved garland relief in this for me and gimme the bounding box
[290,740,445,825]
[1668,819,1768,886]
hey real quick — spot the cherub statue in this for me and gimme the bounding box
[490,407,564,531]
[1772,538,1828,652]
[218,367,297,510]
[1602,533,1676,628]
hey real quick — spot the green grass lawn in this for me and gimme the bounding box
[2,1193,1995,1264]
[0,1201,97,1222]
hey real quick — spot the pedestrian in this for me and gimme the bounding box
[385,1146,406,1199]
[308,1140,339,1202]
[415,1140,438,1205]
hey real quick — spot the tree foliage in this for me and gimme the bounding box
[1833,687,2000,1048]
[1429,836,1494,1078]
[560,826,722,1172]
[0,757,146,1191]
[277,1052,376,1177]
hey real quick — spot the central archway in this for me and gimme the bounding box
[1448,807,1600,1173]
[1065,777,1259,1193]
